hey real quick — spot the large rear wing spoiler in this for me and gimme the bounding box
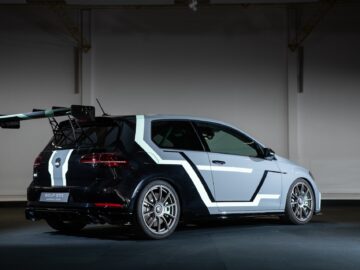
[0,105,95,129]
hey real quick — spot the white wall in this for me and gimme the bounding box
[297,5,360,199]
[91,8,289,156]
[0,8,81,200]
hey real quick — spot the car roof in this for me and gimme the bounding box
[107,114,265,147]
[146,114,227,123]
[108,114,233,126]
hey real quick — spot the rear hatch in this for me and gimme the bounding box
[33,116,136,188]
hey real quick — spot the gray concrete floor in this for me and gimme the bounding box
[0,204,360,270]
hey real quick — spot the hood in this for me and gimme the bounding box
[275,155,309,175]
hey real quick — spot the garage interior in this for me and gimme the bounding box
[0,0,360,269]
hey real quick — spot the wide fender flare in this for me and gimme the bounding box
[127,175,183,213]
[280,170,321,212]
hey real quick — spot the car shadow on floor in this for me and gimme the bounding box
[48,225,136,241]
[46,216,328,241]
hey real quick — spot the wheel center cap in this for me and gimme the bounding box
[155,204,163,215]
[298,197,304,205]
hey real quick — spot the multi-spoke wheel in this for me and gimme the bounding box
[284,179,315,225]
[136,180,180,239]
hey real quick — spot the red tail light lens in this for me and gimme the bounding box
[80,153,127,168]
[95,203,124,208]
[33,155,42,169]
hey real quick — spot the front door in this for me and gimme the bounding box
[193,121,282,213]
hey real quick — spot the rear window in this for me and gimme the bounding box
[47,117,135,152]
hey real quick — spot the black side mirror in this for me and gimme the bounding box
[263,148,276,160]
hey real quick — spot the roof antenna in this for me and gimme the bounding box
[96,98,110,116]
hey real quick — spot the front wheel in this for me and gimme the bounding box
[135,180,180,240]
[284,179,315,225]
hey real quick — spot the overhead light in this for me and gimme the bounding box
[189,0,197,11]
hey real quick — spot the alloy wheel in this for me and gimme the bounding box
[141,185,178,235]
[290,182,314,222]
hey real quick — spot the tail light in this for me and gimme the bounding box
[80,153,127,168]
[33,155,42,169]
[94,203,124,208]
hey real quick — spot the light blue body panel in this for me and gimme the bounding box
[136,114,321,215]
[207,153,281,202]
[276,156,321,213]
[185,151,216,199]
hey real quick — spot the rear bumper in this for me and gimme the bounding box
[25,201,134,225]
[26,183,134,225]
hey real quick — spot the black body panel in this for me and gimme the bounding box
[27,160,210,223]
[25,202,132,225]
[27,116,209,224]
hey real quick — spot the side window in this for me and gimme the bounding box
[195,121,261,157]
[151,120,203,151]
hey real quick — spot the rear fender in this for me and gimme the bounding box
[127,175,181,213]
[128,173,209,220]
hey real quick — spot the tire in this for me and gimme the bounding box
[283,178,315,225]
[46,217,87,233]
[135,180,180,240]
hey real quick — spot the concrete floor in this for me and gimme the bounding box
[0,203,359,270]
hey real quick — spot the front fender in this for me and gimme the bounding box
[279,168,321,213]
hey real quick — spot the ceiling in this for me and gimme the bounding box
[0,0,319,5]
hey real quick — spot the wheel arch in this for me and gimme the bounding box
[298,177,318,214]
[280,171,321,213]
[286,177,317,214]
[128,176,184,217]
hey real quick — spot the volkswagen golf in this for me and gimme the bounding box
[0,106,321,239]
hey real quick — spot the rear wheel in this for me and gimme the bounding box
[135,180,180,240]
[284,179,315,224]
[46,218,87,233]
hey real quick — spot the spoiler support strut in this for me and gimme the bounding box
[0,105,96,146]
[0,105,95,129]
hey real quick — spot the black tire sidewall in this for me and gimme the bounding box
[285,178,315,225]
[135,180,180,240]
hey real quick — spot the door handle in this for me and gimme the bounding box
[212,160,226,165]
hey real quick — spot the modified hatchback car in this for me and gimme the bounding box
[0,105,321,239]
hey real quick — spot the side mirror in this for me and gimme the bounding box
[263,148,276,160]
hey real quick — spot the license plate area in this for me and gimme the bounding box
[39,192,69,203]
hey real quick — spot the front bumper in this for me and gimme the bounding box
[25,201,133,225]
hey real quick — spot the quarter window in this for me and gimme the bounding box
[151,120,203,151]
[195,121,261,157]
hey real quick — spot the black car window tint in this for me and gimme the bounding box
[48,118,136,152]
[195,122,260,157]
[152,120,203,151]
